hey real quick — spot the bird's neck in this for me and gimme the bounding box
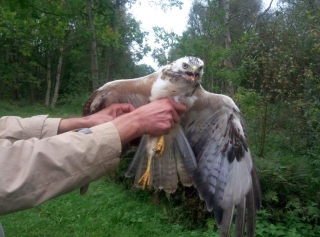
[150,78,198,109]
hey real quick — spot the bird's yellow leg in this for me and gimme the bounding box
[138,155,152,190]
[138,136,165,190]
[154,135,165,157]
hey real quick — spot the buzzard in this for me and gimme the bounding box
[82,56,261,236]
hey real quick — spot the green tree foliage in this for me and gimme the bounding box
[0,0,150,104]
[167,0,262,93]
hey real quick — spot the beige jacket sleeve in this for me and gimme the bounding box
[0,115,122,215]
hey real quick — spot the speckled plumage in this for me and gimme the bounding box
[81,56,261,237]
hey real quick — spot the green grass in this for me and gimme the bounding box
[0,100,82,118]
[0,180,218,237]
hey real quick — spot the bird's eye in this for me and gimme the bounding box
[198,66,203,71]
[182,63,188,69]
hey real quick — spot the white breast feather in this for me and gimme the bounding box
[150,76,197,109]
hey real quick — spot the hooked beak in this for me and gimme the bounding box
[191,65,197,71]
[186,65,200,82]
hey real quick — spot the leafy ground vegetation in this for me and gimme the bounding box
[1,0,320,236]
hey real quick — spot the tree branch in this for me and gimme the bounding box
[253,0,274,31]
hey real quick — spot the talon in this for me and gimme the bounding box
[154,135,165,157]
[138,169,150,190]
[138,155,153,190]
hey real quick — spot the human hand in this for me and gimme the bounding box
[134,98,186,136]
[58,103,135,134]
[112,98,186,144]
[83,103,135,128]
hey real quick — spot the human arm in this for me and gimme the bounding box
[57,98,186,142]
[0,99,186,215]
[57,103,135,134]
[0,103,135,142]
[0,122,122,215]
[0,115,61,142]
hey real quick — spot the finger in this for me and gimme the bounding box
[114,104,136,116]
[171,109,180,124]
[119,103,136,113]
[171,101,187,116]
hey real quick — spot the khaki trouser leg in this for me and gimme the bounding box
[0,222,4,237]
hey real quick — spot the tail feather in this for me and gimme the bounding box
[127,136,149,189]
[153,135,179,192]
[234,198,246,237]
[125,135,148,177]
[125,126,197,193]
[246,166,261,237]
[175,127,197,174]
[251,166,262,211]
[219,205,234,237]
[153,148,164,190]
[174,141,193,186]
[162,142,179,193]
[174,127,197,187]
[245,187,256,237]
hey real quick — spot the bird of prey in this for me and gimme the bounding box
[82,56,261,236]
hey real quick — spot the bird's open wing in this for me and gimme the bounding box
[81,70,197,194]
[82,74,261,236]
[181,86,261,236]
[82,72,158,116]
[79,73,157,194]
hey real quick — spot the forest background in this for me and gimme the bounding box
[0,0,319,236]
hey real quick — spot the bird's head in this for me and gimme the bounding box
[170,56,204,85]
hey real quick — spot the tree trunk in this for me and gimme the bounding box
[45,55,51,107]
[259,101,269,157]
[223,0,231,53]
[86,0,99,90]
[222,0,234,96]
[51,47,63,109]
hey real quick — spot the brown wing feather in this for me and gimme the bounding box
[80,73,158,194]
[83,72,158,116]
